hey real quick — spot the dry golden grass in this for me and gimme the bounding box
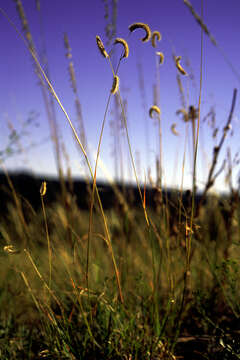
[175,56,188,76]
[113,37,129,59]
[96,35,109,58]
[111,75,120,94]
[151,30,161,48]
[128,22,151,42]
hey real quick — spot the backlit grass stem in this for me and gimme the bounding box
[0,8,124,304]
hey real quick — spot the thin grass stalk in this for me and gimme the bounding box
[171,2,204,349]
[149,226,160,336]
[173,5,205,349]
[191,112,196,170]
[21,271,58,338]
[87,44,151,300]
[196,88,237,216]
[63,268,101,348]
[37,6,63,185]
[174,11,205,346]
[177,124,188,247]
[23,249,65,315]
[0,8,123,303]
[137,61,150,175]
[16,0,64,192]
[86,53,125,304]
[183,0,240,83]
[40,183,52,290]
[86,91,112,291]
[157,111,163,191]
[153,62,170,239]
[20,271,42,313]
[35,0,70,223]
[117,97,125,185]
[107,54,149,224]
[94,53,150,303]
[189,0,204,261]
[155,53,163,193]
[64,33,89,176]
[117,91,149,226]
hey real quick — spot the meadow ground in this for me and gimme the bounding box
[1,175,240,359]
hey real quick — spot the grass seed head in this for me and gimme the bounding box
[96,35,109,58]
[171,123,179,136]
[114,38,129,59]
[175,56,188,76]
[151,31,161,47]
[15,0,35,53]
[176,108,189,122]
[111,75,119,95]
[3,245,21,255]
[40,181,47,196]
[64,33,71,52]
[64,33,72,59]
[156,51,164,65]
[149,105,161,118]
[128,22,151,42]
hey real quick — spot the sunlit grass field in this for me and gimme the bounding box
[1,1,240,359]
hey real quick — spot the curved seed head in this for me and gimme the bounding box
[114,38,129,59]
[151,31,161,48]
[40,181,47,196]
[111,75,119,95]
[171,123,179,136]
[176,108,189,122]
[3,245,21,255]
[128,22,151,42]
[156,51,164,65]
[149,105,161,118]
[96,35,109,58]
[175,56,188,76]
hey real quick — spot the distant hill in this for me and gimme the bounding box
[0,171,204,215]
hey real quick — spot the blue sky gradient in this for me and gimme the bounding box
[1,0,240,192]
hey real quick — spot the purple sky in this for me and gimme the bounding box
[1,0,240,192]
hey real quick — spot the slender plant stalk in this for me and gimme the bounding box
[86,91,112,291]
[189,0,204,272]
[40,185,52,290]
[117,91,149,226]
[21,271,42,313]
[24,249,65,316]
[0,8,124,304]
[172,1,204,349]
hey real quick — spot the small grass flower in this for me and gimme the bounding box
[111,75,119,95]
[171,123,179,136]
[149,105,161,118]
[3,245,21,254]
[114,38,129,59]
[156,51,164,64]
[151,31,161,47]
[175,56,188,76]
[40,181,47,196]
[128,22,151,42]
[96,35,109,58]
